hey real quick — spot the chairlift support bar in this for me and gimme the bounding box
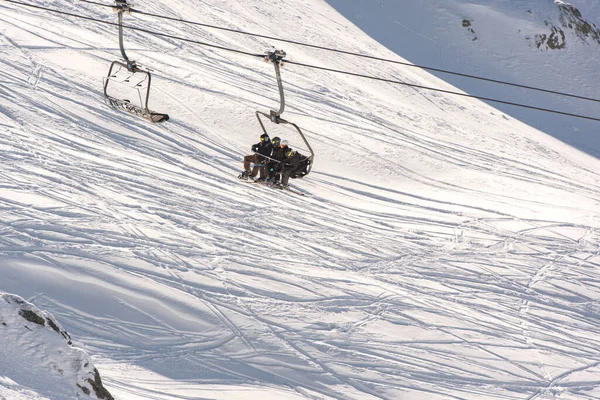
[268,50,286,117]
[113,0,137,71]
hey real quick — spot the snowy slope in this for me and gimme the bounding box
[326,0,600,158]
[0,0,599,399]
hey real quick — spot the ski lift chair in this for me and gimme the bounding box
[103,0,169,123]
[256,50,314,177]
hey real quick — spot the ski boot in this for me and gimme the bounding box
[238,170,251,180]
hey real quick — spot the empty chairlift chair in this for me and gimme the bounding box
[103,0,169,123]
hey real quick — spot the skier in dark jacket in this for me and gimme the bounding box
[266,137,289,183]
[240,133,272,180]
[278,148,304,189]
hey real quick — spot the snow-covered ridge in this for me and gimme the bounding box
[0,294,114,400]
[326,0,600,157]
[528,0,600,50]
[460,0,600,50]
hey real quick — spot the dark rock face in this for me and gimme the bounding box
[462,19,477,41]
[88,369,115,400]
[534,22,566,50]
[77,371,115,400]
[463,1,600,51]
[557,2,600,44]
[19,309,46,326]
[6,295,73,345]
[532,1,600,50]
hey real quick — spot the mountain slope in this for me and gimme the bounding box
[326,0,600,157]
[0,0,599,399]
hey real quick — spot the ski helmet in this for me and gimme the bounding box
[260,133,270,141]
[286,148,296,157]
[271,136,281,146]
[280,140,289,148]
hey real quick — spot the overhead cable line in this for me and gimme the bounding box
[284,60,600,122]
[1,0,265,59]
[3,0,600,123]
[76,0,110,8]
[76,0,600,105]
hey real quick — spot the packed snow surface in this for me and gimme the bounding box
[0,0,599,399]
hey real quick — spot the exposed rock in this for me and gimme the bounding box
[534,23,566,50]
[19,309,46,326]
[87,369,115,400]
[462,19,478,41]
[0,293,114,399]
[45,312,72,345]
[45,316,60,332]
[78,384,91,395]
[556,1,600,44]
[6,294,74,345]
[530,1,600,50]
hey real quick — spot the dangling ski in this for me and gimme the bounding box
[276,185,305,196]
[237,175,305,196]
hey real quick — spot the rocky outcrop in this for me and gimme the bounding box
[463,1,600,51]
[556,1,600,44]
[0,293,115,400]
[13,296,73,345]
[532,1,600,50]
[462,19,478,41]
[534,21,566,50]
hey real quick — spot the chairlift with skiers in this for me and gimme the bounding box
[102,0,169,123]
[255,49,314,177]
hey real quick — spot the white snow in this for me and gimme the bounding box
[0,0,599,399]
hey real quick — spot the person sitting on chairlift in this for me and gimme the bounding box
[277,147,305,190]
[240,133,273,180]
[266,137,289,183]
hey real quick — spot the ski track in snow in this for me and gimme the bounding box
[1,1,600,399]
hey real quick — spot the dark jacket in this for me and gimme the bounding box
[270,145,289,162]
[282,151,302,171]
[251,141,273,159]
[283,151,310,179]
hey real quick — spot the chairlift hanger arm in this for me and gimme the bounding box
[112,0,138,70]
[117,10,129,62]
[265,50,286,118]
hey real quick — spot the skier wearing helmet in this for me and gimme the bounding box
[278,147,303,189]
[266,137,289,183]
[239,133,272,180]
